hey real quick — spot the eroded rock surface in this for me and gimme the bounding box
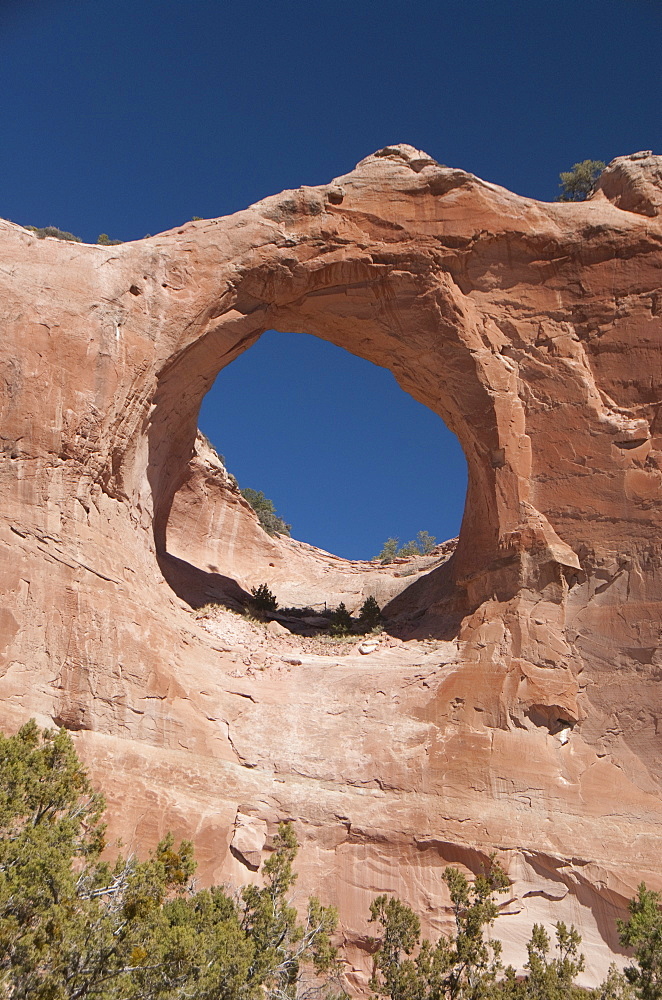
[1,145,662,986]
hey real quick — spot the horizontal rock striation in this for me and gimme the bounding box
[1,146,662,986]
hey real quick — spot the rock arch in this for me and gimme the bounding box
[2,145,662,984]
[144,145,578,621]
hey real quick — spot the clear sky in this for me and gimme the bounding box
[2,0,660,559]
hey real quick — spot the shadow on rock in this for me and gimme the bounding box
[158,551,250,610]
[381,555,465,640]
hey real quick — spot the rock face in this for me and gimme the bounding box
[1,145,662,986]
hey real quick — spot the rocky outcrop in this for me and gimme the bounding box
[1,145,662,986]
[166,432,455,615]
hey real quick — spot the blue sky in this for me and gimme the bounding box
[2,0,660,558]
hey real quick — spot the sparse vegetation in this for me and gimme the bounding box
[24,225,82,242]
[378,537,400,563]
[22,225,124,245]
[396,538,420,557]
[358,595,382,632]
[558,159,606,201]
[415,529,437,554]
[329,601,353,637]
[241,487,291,537]
[378,530,437,563]
[249,582,278,616]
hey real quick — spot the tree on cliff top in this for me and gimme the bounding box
[557,159,606,201]
[0,721,339,999]
[241,487,291,537]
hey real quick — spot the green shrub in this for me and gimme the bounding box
[0,722,339,999]
[397,539,419,557]
[249,583,278,615]
[557,159,605,201]
[416,529,436,554]
[25,225,82,242]
[96,233,124,245]
[378,537,399,563]
[329,602,353,637]
[358,596,382,632]
[241,487,291,537]
[378,531,437,562]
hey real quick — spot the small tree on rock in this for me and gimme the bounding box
[358,596,382,633]
[378,538,399,564]
[241,488,291,537]
[558,159,605,201]
[397,539,420,557]
[416,530,437,555]
[329,602,353,637]
[250,583,278,616]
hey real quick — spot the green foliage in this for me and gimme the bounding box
[619,883,662,999]
[369,895,422,999]
[416,530,437,555]
[329,602,353,637]
[241,823,339,996]
[0,723,341,1000]
[440,861,510,999]
[357,595,382,632]
[241,488,291,537]
[396,539,420,557]
[511,921,586,999]
[25,225,82,242]
[250,582,278,615]
[598,964,636,1000]
[558,160,606,201]
[367,872,662,1000]
[0,720,197,999]
[9,723,662,1000]
[97,233,124,245]
[378,531,437,562]
[378,538,400,564]
[369,857,510,1000]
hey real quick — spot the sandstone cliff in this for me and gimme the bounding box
[1,145,662,986]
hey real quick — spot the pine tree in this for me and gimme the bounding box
[329,602,353,637]
[369,857,510,1000]
[397,539,420,557]
[358,596,382,633]
[0,722,340,1000]
[558,160,605,201]
[619,883,662,1000]
[378,538,399,563]
[241,488,291,536]
[250,582,278,615]
[416,530,436,555]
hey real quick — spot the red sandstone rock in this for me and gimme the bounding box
[1,145,662,986]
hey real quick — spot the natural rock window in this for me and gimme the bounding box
[163,329,468,618]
